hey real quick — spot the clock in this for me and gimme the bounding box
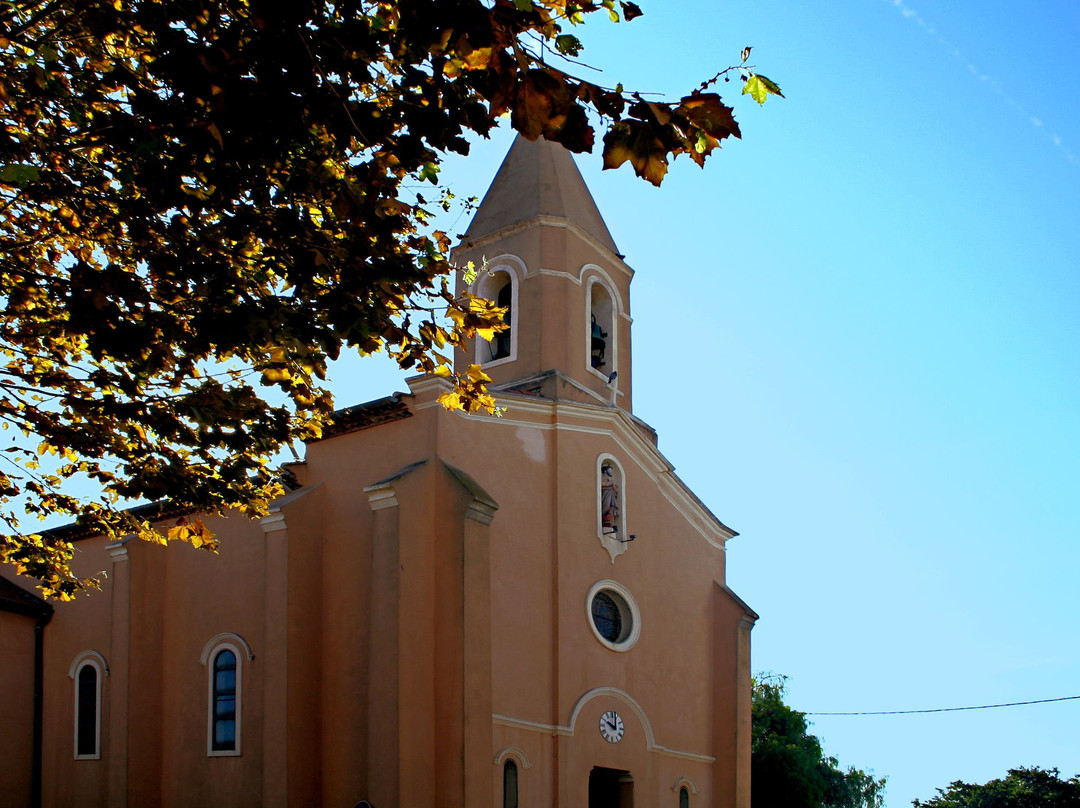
[599,710,625,743]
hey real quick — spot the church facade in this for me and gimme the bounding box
[0,136,757,808]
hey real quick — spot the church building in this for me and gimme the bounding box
[0,136,758,808]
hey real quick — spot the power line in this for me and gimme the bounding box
[807,695,1080,716]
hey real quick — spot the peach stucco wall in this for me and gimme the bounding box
[0,609,38,807]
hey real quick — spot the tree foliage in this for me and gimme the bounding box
[914,768,1080,808]
[753,675,886,808]
[0,0,781,598]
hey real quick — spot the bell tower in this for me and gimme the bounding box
[453,135,634,411]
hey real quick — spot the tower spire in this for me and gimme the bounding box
[464,135,619,255]
[454,134,633,410]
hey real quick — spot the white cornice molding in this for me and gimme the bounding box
[530,265,634,323]
[492,713,570,736]
[453,216,634,279]
[386,378,735,547]
[492,685,716,764]
[406,373,451,399]
[535,267,582,284]
[450,394,737,548]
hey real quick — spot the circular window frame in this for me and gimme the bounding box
[585,580,641,652]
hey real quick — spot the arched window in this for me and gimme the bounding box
[476,269,516,365]
[587,278,616,377]
[680,786,691,808]
[69,651,107,761]
[211,649,238,753]
[503,759,519,808]
[74,661,101,759]
[493,280,513,360]
[201,634,251,756]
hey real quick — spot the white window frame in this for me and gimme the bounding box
[201,633,252,757]
[585,579,641,652]
[69,650,108,760]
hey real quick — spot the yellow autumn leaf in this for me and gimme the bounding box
[464,47,494,70]
[466,364,492,383]
[262,367,291,383]
[438,390,462,410]
[144,529,169,546]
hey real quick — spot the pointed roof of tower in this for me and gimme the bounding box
[464,135,619,255]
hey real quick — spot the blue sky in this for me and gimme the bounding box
[331,1,1080,804]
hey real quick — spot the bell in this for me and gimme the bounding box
[591,315,607,369]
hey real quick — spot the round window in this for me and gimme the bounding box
[585,581,640,651]
[591,591,624,642]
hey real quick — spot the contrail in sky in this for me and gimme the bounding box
[887,0,1079,167]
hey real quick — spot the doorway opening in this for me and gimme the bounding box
[588,766,633,808]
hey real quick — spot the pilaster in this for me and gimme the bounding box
[105,539,130,808]
[735,613,756,808]
[447,464,498,808]
[362,459,498,808]
[712,583,758,808]
[260,511,289,808]
[363,477,403,808]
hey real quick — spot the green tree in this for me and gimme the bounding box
[753,675,886,808]
[0,0,780,598]
[914,768,1080,808]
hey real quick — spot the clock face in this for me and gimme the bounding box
[599,710,625,743]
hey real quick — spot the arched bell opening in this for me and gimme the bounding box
[587,279,616,377]
[476,268,516,365]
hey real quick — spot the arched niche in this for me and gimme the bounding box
[596,453,630,561]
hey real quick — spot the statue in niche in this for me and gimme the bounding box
[601,462,620,538]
